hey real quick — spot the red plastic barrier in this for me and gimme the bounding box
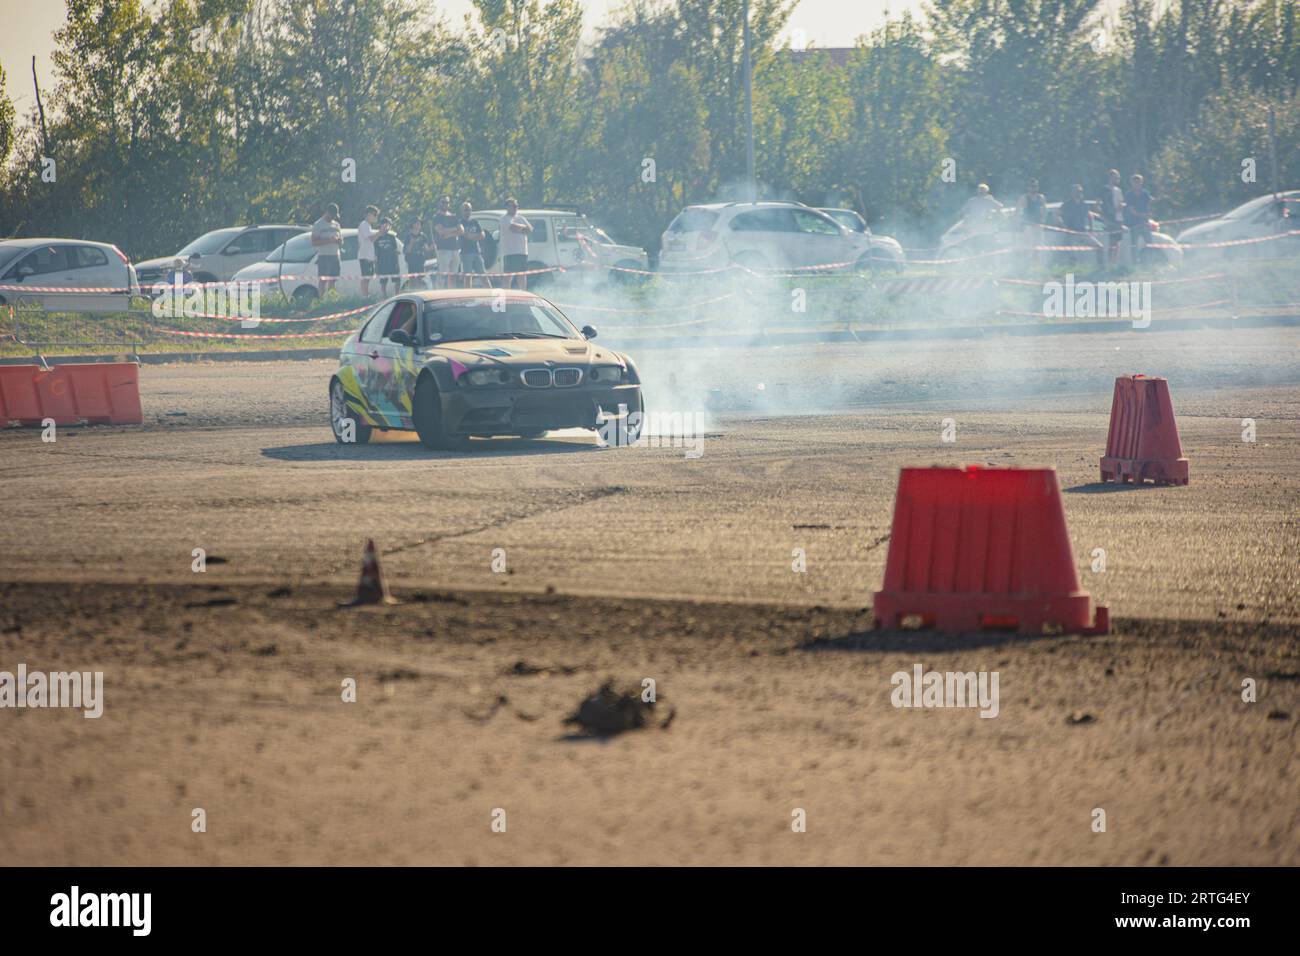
[873,466,1108,635]
[1100,374,1188,485]
[0,363,142,426]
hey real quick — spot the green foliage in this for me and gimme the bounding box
[0,0,1297,258]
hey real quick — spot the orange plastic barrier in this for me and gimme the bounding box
[873,465,1108,635]
[1100,374,1188,485]
[0,363,142,426]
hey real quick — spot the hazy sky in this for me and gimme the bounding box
[0,0,915,114]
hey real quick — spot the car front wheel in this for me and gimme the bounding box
[413,374,464,450]
[330,378,372,445]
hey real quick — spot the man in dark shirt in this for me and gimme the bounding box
[432,195,462,289]
[1058,184,1103,268]
[1124,173,1154,257]
[458,201,487,288]
[373,219,401,296]
[404,218,428,289]
[1016,178,1048,266]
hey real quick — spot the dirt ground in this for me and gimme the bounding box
[1,327,1297,864]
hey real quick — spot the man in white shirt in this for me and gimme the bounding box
[498,198,533,290]
[357,205,379,296]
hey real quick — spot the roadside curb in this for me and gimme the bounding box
[3,312,1294,365]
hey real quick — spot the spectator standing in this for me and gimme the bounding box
[403,218,428,289]
[1058,183,1103,268]
[311,202,343,296]
[432,196,462,289]
[1016,178,1047,266]
[1101,168,1125,265]
[459,202,487,288]
[498,198,533,290]
[960,183,1003,230]
[166,256,194,287]
[358,205,380,297]
[374,219,401,296]
[1124,174,1155,260]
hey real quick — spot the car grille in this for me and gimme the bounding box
[521,367,583,388]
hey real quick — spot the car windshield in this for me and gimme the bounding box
[668,208,720,233]
[425,300,580,344]
[177,228,244,256]
[1222,194,1292,220]
[0,245,27,272]
[266,232,316,263]
[826,210,864,231]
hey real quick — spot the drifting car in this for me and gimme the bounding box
[329,289,644,450]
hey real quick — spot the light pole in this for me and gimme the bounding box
[743,0,755,200]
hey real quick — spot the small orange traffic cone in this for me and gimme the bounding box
[340,539,397,606]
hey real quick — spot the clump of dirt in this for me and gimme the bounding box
[564,680,674,737]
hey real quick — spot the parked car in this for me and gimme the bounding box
[1176,190,1300,259]
[815,207,906,271]
[134,225,306,287]
[329,289,643,449]
[0,238,139,312]
[939,202,1183,268]
[231,229,405,306]
[657,200,877,273]
[465,208,649,285]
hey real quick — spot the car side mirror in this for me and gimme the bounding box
[189,253,202,261]
[388,329,414,347]
[581,325,597,339]
[17,265,34,278]
[224,247,241,256]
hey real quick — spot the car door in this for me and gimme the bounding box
[791,209,848,269]
[217,229,274,281]
[375,298,422,426]
[69,244,130,312]
[352,301,395,423]
[3,244,78,312]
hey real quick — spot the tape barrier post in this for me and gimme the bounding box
[872,465,1108,635]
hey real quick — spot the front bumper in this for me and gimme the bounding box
[443,382,642,436]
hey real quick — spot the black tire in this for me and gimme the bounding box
[292,285,319,309]
[518,429,548,439]
[626,389,645,444]
[330,378,372,445]
[413,373,463,450]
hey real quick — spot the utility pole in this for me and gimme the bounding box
[743,0,755,200]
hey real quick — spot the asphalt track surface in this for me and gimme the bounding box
[1,325,1297,864]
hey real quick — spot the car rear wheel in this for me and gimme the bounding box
[330,378,372,445]
[413,374,464,450]
[292,286,319,309]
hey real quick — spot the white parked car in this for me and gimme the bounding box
[816,207,906,271]
[0,238,139,312]
[1176,190,1299,259]
[232,229,405,306]
[658,201,876,273]
[134,224,306,287]
[466,208,650,284]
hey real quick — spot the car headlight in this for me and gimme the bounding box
[467,368,510,386]
[589,366,624,383]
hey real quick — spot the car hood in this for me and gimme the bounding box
[421,338,621,368]
[232,261,285,281]
[1176,219,1235,242]
[134,255,181,272]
